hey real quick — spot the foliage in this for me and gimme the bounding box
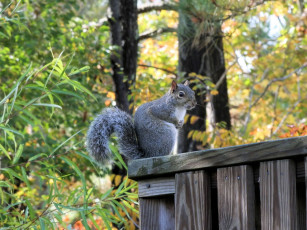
[0,0,306,228]
[138,0,306,148]
[1,1,138,229]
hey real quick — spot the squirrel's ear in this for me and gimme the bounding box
[171,80,178,93]
[184,80,189,86]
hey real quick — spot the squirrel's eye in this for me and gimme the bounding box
[178,91,185,98]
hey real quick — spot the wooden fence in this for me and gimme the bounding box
[128,136,307,230]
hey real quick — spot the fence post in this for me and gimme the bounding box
[260,159,297,229]
[217,165,255,230]
[175,170,212,230]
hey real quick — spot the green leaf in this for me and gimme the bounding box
[39,217,46,230]
[2,168,24,183]
[51,89,84,100]
[21,167,30,188]
[0,85,18,106]
[28,153,48,162]
[25,199,36,219]
[68,66,90,76]
[50,130,82,156]
[45,51,64,87]
[0,125,24,137]
[0,181,13,189]
[0,143,11,160]
[60,156,87,195]
[80,212,91,230]
[109,144,127,170]
[32,103,62,110]
[12,144,24,165]
[60,79,96,101]
[8,82,19,115]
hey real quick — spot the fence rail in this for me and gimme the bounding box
[128,136,307,230]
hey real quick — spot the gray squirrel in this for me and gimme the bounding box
[86,80,196,163]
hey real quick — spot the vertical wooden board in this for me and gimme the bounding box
[260,159,297,230]
[139,196,175,230]
[175,170,211,230]
[217,165,255,230]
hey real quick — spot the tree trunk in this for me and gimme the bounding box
[177,14,207,153]
[177,6,231,153]
[108,0,138,114]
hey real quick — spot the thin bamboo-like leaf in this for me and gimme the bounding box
[68,66,90,76]
[0,143,11,160]
[45,51,64,87]
[0,181,13,189]
[28,153,48,161]
[109,144,127,170]
[50,129,82,156]
[61,79,96,101]
[110,202,125,222]
[88,213,100,230]
[39,217,46,230]
[80,211,91,230]
[32,103,62,110]
[12,144,24,164]
[51,89,83,100]
[2,168,24,182]
[60,156,86,194]
[0,125,24,137]
[0,86,18,106]
[21,167,30,188]
[100,187,113,201]
[8,82,19,115]
[25,199,36,219]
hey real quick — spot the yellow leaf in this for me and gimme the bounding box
[107,91,115,100]
[211,90,219,95]
[190,115,200,125]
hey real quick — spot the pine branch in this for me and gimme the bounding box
[138,3,177,14]
[138,27,177,42]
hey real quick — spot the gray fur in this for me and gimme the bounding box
[86,81,196,163]
[86,108,143,164]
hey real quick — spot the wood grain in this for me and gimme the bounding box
[217,165,255,230]
[128,136,307,179]
[139,196,175,230]
[138,176,175,197]
[175,170,211,230]
[260,159,297,230]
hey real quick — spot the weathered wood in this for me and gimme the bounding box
[138,177,175,197]
[139,196,175,230]
[175,171,212,230]
[217,165,255,230]
[260,159,297,229]
[128,136,307,179]
[296,182,306,230]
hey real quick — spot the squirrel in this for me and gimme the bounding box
[86,80,196,163]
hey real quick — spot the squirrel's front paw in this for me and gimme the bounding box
[176,120,184,129]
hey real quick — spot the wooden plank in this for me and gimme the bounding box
[217,165,255,230]
[128,136,307,179]
[138,177,175,197]
[175,171,211,230]
[139,196,175,230]
[260,159,297,229]
[296,182,306,230]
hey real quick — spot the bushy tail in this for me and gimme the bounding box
[86,107,143,164]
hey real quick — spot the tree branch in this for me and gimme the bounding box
[138,27,177,42]
[250,63,307,108]
[138,64,177,77]
[138,3,177,14]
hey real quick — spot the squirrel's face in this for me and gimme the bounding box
[171,80,197,110]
